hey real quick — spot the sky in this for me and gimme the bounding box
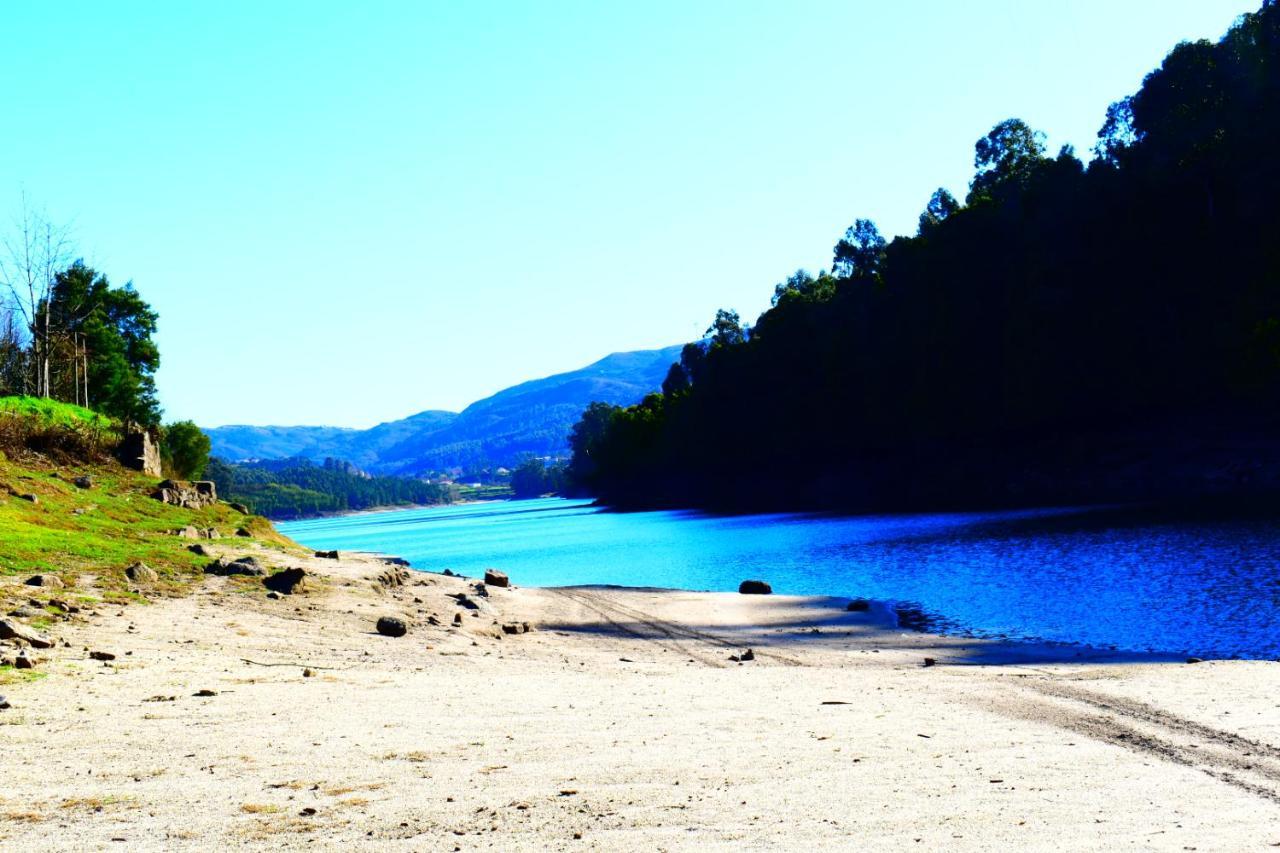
[0,1,1251,427]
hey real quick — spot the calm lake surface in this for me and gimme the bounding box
[279,498,1280,659]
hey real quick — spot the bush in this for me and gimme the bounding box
[161,420,211,479]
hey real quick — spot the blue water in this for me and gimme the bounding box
[278,498,1280,659]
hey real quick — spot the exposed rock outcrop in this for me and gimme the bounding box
[0,618,54,649]
[484,569,509,588]
[119,431,162,477]
[125,562,159,583]
[152,480,217,509]
[263,568,307,595]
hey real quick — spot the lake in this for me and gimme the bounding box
[278,498,1280,660]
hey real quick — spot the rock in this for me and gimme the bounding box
[303,668,315,678]
[846,598,871,612]
[175,525,201,539]
[229,502,250,514]
[47,599,79,614]
[14,653,34,670]
[376,616,408,637]
[202,528,220,539]
[0,619,54,649]
[741,648,755,661]
[265,591,280,600]
[125,562,158,584]
[923,657,937,667]
[7,607,38,619]
[0,695,9,710]
[89,650,116,661]
[263,568,307,595]
[73,475,93,489]
[442,569,455,577]
[381,557,410,567]
[314,550,340,560]
[118,430,162,476]
[194,689,217,697]
[426,615,441,626]
[483,569,510,588]
[452,612,463,627]
[452,593,479,610]
[16,493,38,503]
[1186,657,1205,664]
[187,543,209,557]
[235,528,251,538]
[152,480,217,510]
[501,622,526,635]
[204,556,266,577]
[738,579,772,595]
[24,574,63,588]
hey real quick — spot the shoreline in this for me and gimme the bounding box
[2,546,1277,848]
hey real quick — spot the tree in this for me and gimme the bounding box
[917,188,960,234]
[968,118,1047,202]
[49,262,161,425]
[832,219,886,278]
[706,309,746,348]
[0,197,70,398]
[162,421,212,479]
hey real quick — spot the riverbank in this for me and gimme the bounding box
[2,545,1277,850]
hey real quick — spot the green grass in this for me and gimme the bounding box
[0,396,114,429]
[0,407,301,606]
[456,484,513,501]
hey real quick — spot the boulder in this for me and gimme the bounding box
[500,622,531,635]
[314,550,340,560]
[24,574,63,588]
[73,475,93,489]
[204,556,266,577]
[175,525,201,539]
[125,562,159,584]
[452,612,463,626]
[381,557,410,567]
[14,653,34,670]
[376,616,408,637]
[187,543,209,557]
[738,579,772,595]
[118,430,162,477]
[229,502,250,514]
[263,568,307,595]
[235,528,251,538]
[483,569,510,588]
[16,493,37,503]
[846,598,871,612]
[152,480,217,510]
[0,618,54,649]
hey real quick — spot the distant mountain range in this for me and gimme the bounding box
[205,344,682,475]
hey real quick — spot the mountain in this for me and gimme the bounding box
[205,344,682,474]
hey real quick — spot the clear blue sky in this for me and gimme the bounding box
[2,1,1249,427]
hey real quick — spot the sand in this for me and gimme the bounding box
[2,543,1278,851]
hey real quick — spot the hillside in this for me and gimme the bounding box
[205,344,682,474]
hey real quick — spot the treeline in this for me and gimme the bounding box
[509,457,568,498]
[1,206,161,426]
[570,3,1280,511]
[206,456,457,519]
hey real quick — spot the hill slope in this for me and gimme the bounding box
[205,344,682,474]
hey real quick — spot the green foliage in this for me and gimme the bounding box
[570,3,1280,510]
[0,395,119,459]
[206,456,457,519]
[48,262,161,425]
[161,420,211,479]
[509,456,567,498]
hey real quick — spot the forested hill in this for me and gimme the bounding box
[569,3,1280,512]
[205,345,682,474]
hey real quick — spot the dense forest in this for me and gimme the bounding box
[570,3,1280,511]
[205,456,457,519]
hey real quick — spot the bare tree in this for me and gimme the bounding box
[0,194,71,397]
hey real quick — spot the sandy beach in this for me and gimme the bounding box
[2,542,1278,851]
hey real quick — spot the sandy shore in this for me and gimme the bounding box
[2,544,1278,851]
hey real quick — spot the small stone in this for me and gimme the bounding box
[1186,657,1205,664]
[303,668,315,678]
[188,544,209,557]
[265,591,280,600]
[194,689,217,697]
[73,475,93,489]
[923,657,937,667]
[846,598,871,612]
[24,574,63,589]
[299,807,316,817]
[0,695,9,710]
[230,502,250,514]
[483,569,509,588]
[17,493,37,504]
[0,618,54,649]
[14,654,34,670]
[740,648,755,661]
[314,550,339,560]
[377,616,408,638]
[125,562,159,584]
[90,650,116,661]
[738,579,771,595]
[452,613,463,627]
